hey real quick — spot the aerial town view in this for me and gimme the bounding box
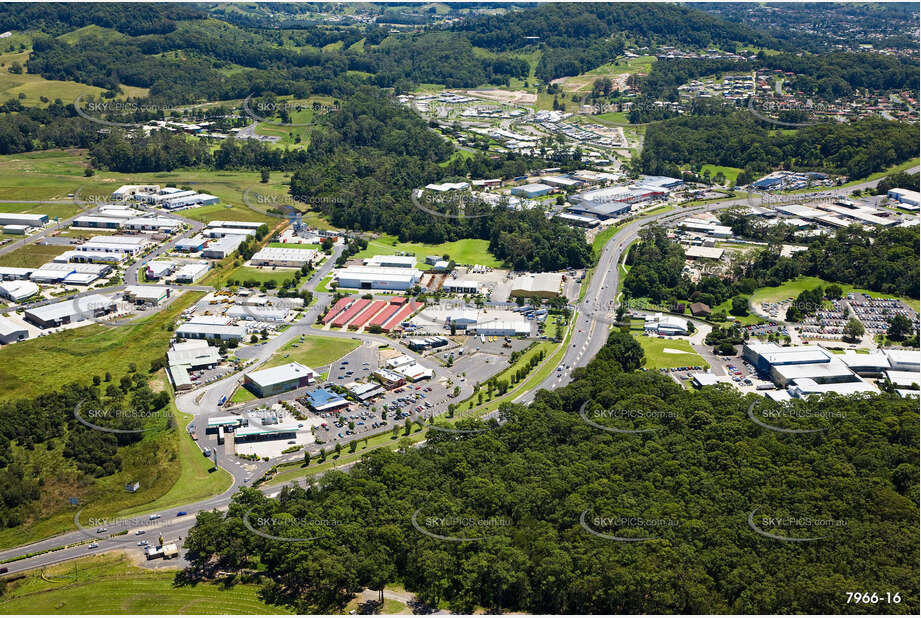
[0,2,916,616]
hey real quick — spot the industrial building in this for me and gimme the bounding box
[29,262,112,284]
[201,235,247,259]
[24,294,117,328]
[684,246,724,260]
[0,213,48,227]
[471,319,532,337]
[0,315,27,344]
[112,184,160,200]
[206,221,264,231]
[511,183,553,198]
[145,261,176,280]
[204,227,257,239]
[541,175,583,189]
[123,286,169,306]
[384,354,433,382]
[407,336,450,351]
[743,343,876,397]
[175,322,245,342]
[2,224,29,235]
[251,247,318,268]
[0,280,38,302]
[444,308,478,329]
[555,212,601,228]
[72,215,123,230]
[225,305,289,322]
[174,262,210,283]
[244,362,315,398]
[509,272,564,298]
[677,218,732,238]
[888,188,921,208]
[74,235,148,260]
[363,255,417,269]
[335,265,422,291]
[167,340,220,369]
[123,217,182,233]
[0,266,32,280]
[175,236,207,252]
[644,313,689,336]
[839,350,891,377]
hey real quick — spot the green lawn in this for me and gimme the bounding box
[699,164,743,186]
[634,335,709,370]
[230,385,258,403]
[0,202,84,221]
[0,291,205,400]
[263,335,361,370]
[749,276,920,312]
[353,234,501,268]
[215,265,299,288]
[0,553,290,614]
[710,297,765,326]
[0,242,71,267]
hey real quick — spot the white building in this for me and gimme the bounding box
[251,247,318,268]
[363,255,417,269]
[0,280,39,302]
[24,294,117,328]
[174,262,210,283]
[471,319,531,336]
[336,266,422,291]
[644,312,689,336]
[888,188,921,208]
[0,315,27,344]
[176,322,245,341]
[145,260,176,280]
[885,349,921,373]
[201,235,247,259]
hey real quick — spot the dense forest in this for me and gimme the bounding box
[0,373,172,528]
[639,114,917,181]
[182,330,919,613]
[624,225,921,309]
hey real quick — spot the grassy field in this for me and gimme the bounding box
[267,242,320,250]
[699,164,743,186]
[0,291,205,401]
[0,202,84,221]
[0,553,290,615]
[0,242,71,267]
[114,405,232,519]
[749,276,920,312]
[633,335,708,370]
[210,265,298,288]
[710,297,765,326]
[263,335,360,370]
[353,234,501,268]
[594,111,630,124]
[0,150,335,231]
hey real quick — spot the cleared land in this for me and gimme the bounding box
[0,242,71,267]
[353,234,501,267]
[633,334,709,370]
[0,553,289,615]
[0,291,205,400]
[264,335,361,370]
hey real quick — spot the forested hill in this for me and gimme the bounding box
[454,2,785,82]
[0,3,204,36]
[183,330,919,614]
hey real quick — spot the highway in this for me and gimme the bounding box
[0,169,913,575]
